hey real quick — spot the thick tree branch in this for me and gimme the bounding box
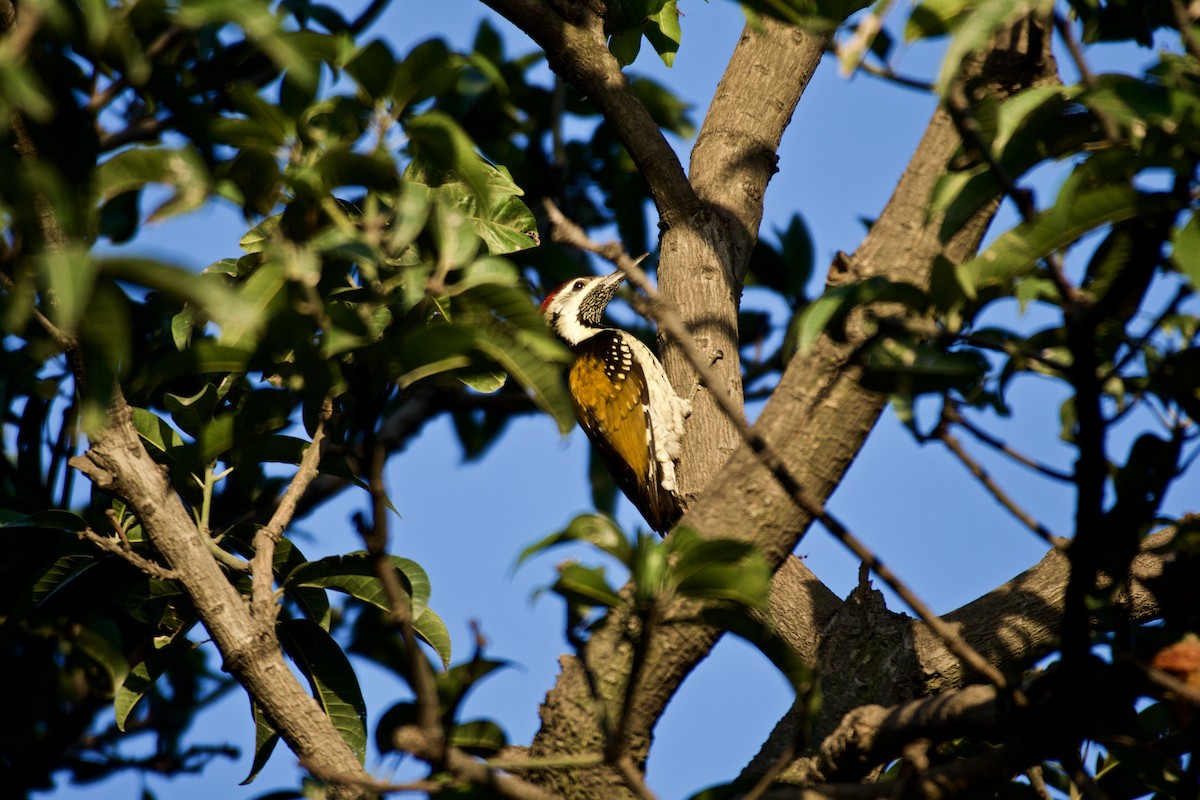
[69,398,369,797]
[478,0,698,221]
[529,18,1057,799]
[548,203,1008,696]
[661,18,828,506]
[749,521,1180,782]
[688,18,828,280]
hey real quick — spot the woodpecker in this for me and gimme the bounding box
[540,271,690,533]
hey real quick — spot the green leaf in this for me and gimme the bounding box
[609,27,643,67]
[98,257,254,336]
[645,1,681,67]
[240,703,282,785]
[472,322,574,434]
[932,88,1100,242]
[407,111,495,206]
[963,185,1177,290]
[346,39,396,100]
[285,552,431,621]
[551,563,624,609]
[278,618,368,764]
[438,658,511,720]
[36,246,97,333]
[792,284,855,357]
[115,633,191,732]
[631,532,668,604]
[676,560,772,608]
[516,514,633,569]
[668,531,771,608]
[76,616,130,697]
[449,719,508,755]
[1171,212,1200,290]
[0,509,90,532]
[391,39,457,114]
[240,215,281,254]
[94,148,210,221]
[130,344,254,395]
[130,407,186,456]
[414,607,452,668]
[220,261,286,348]
[859,338,989,396]
[906,0,973,40]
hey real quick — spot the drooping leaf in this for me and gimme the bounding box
[285,552,431,621]
[963,185,1177,291]
[550,563,624,609]
[277,618,368,764]
[414,607,452,668]
[515,514,633,570]
[449,719,508,756]
[240,702,282,785]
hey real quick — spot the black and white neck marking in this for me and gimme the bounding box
[539,272,626,347]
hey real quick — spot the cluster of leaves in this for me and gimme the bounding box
[518,515,815,749]
[0,0,584,792]
[793,0,1200,794]
[0,0,768,794]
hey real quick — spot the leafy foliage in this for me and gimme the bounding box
[2,0,1199,798]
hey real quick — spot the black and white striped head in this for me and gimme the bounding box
[539,272,625,347]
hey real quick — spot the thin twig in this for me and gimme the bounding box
[946,402,1073,482]
[543,200,1019,700]
[853,58,936,92]
[1052,13,1121,143]
[933,411,1065,550]
[251,406,330,617]
[79,524,178,580]
[614,755,657,800]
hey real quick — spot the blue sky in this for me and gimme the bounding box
[39,2,1194,799]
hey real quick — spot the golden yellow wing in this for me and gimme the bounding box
[568,345,652,486]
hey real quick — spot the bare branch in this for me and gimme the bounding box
[251,406,330,618]
[393,725,566,800]
[79,524,179,581]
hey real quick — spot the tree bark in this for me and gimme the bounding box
[70,399,370,798]
[524,13,1058,800]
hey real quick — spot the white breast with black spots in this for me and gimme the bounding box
[605,338,634,382]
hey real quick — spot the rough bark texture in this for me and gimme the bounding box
[70,401,369,795]
[521,12,1062,800]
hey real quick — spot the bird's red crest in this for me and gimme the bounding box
[539,281,570,314]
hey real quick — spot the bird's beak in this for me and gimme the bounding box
[601,270,626,294]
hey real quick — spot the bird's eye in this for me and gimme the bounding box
[573,279,586,290]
